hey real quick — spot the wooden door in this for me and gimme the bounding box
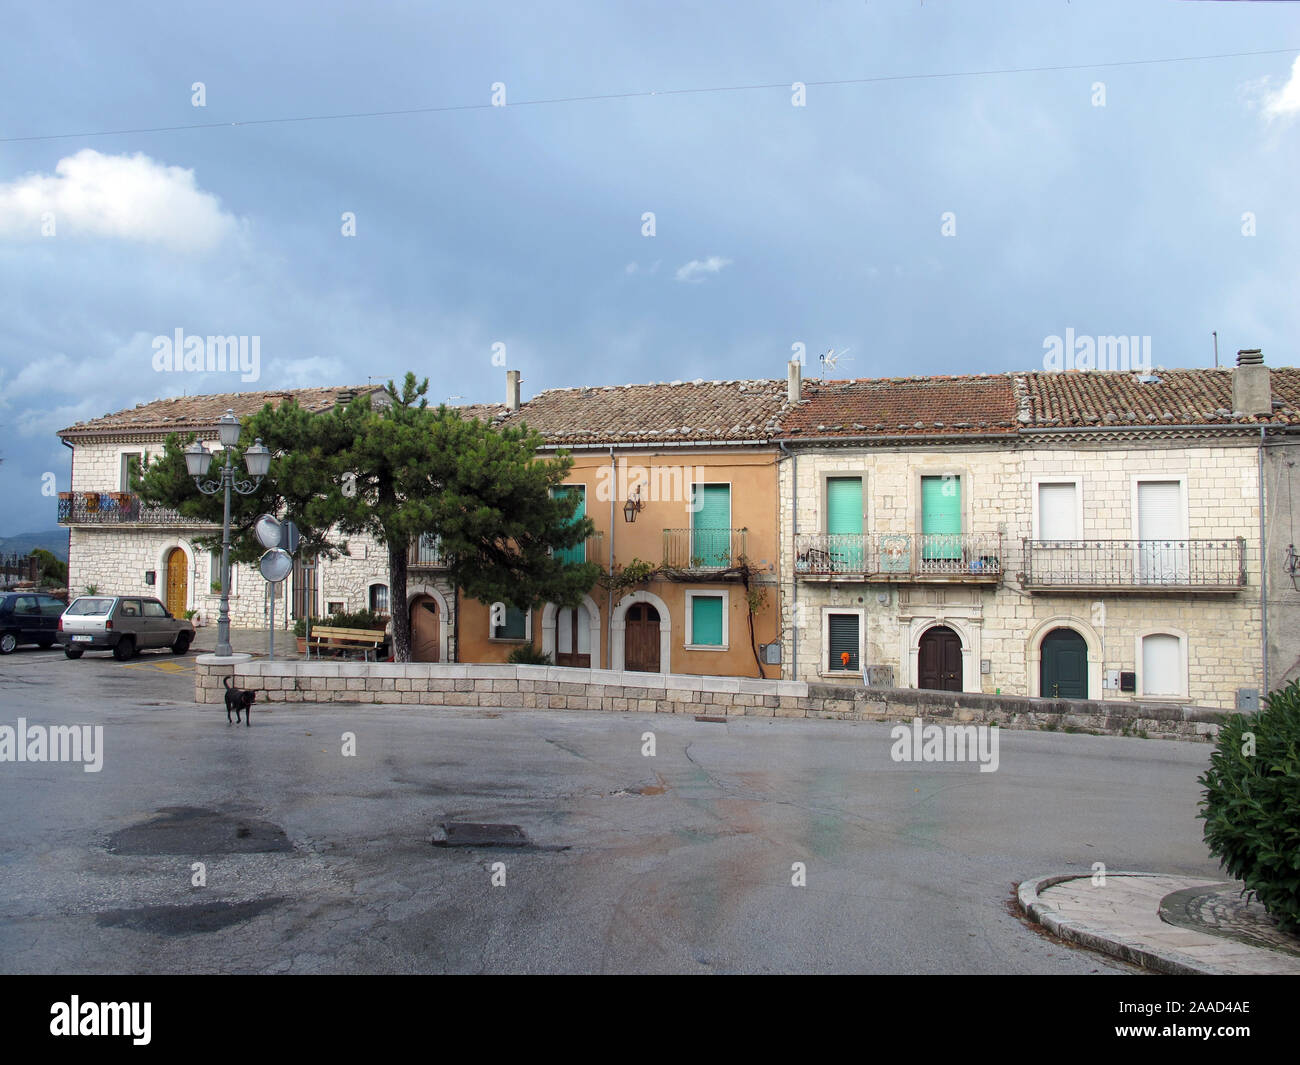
[165,549,187,618]
[918,625,962,691]
[1040,628,1087,699]
[624,603,660,673]
[410,596,440,662]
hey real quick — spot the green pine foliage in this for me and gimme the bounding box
[1199,678,1300,932]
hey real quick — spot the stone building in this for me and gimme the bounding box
[777,354,1300,709]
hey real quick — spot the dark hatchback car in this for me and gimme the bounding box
[0,592,68,653]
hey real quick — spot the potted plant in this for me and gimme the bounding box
[84,492,100,511]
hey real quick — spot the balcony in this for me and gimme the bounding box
[1022,538,1247,593]
[794,532,1003,583]
[663,528,749,574]
[58,491,204,527]
[553,531,604,567]
[408,534,446,569]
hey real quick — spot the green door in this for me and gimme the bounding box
[827,477,864,572]
[921,475,961,561]
[691,485,731,567]
[1040,628,1088,699]
[553,486,586,565]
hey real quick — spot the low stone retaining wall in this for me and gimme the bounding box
[195,658,1230,741]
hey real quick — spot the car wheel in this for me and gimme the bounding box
[112,637,136,662]
[171,633,192,655]
[64,645,84,659]
[0,632,18,654]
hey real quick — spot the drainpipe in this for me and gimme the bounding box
[608,447,615,670]
[1260,425,1268,698]
[779,441,797,681]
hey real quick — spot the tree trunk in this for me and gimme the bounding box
[389,541,411,662]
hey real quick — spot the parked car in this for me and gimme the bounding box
[58,595,195,660]
[0,592,68,653]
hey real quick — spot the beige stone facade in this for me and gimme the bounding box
[779,436,1264,709]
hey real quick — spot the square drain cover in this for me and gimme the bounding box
[435,822,530,847]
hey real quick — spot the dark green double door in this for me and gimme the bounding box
[1040,628,1087,699]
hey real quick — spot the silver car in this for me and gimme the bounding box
[59,595,195,660]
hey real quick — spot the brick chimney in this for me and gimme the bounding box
[787,359,802,405]
[506,370,521,412]
[1232,349,1270,417]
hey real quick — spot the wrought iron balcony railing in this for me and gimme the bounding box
[794,532,1003,581]
[663,528,748,571]
[408,534,446,568]
[57,492,204,526]
[1022,538,1247,591]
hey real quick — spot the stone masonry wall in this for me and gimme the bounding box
[195,658,1227,742]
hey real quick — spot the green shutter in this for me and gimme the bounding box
[828,614,859,671]
[691,484,731,567]
[691,595,724,646]
[921,476,961,560]
[497,606,527,640]
[827,477,864,571]
[553,486,586,565]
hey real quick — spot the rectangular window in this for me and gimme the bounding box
[1137,480,1188,582]
[120,453,142,493]
[921,475,962,560]
[1142,633,1182,695]
[369,585,389,614]
[688,594,725,647]
[553,485,586,566]
[690,484,731,567]
[1037,482,1078,540]
[826,476,864,571]
[493,605,528,641]
[827,613,860,671]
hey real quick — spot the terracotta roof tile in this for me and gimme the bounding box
[777,375,1018,438]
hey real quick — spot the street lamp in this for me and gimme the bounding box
[623,489,643,523]
[187,410,271,657]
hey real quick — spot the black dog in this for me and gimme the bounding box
[224,675,257,726]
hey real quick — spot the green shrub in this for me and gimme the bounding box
[293,610,388,637]
[1199,679,1300,932]
[507,645,552,665]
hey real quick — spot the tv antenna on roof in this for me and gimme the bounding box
[819,347,853,378]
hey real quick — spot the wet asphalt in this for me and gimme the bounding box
[0,645,1223,973]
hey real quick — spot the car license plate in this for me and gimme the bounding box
[72,635,93,642]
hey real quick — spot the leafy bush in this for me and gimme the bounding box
[507,645,552,665]
[293,609,388,637]
[1199,678,1300,932]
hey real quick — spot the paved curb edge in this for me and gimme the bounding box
[1017,873,1232,976]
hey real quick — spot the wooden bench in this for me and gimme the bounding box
[305,625,388,661]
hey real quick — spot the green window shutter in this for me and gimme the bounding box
[827,477,864,571]
[921,475,961,560]
[691,484,731,566]
[495,606,527,640]
[828,614,859,671]
[553,486,586,565]
[690,595,724,646]
[826,478,862,534]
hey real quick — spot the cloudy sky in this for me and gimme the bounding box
[2,1,1298,534]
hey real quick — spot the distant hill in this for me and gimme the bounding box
[0,530,69,562]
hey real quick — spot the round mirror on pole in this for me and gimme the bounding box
[255,513,282,551]
[259,549,293,583]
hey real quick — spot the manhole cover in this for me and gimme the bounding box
[433,822,530,848]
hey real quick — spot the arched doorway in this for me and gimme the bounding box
[1040,628,1088,699]
[554,605,591,668]
[625,603,661,673]
[165,548,188,617]
[409,595,440,662]
[918,625,962,691]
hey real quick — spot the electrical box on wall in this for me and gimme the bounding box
[144,571,155,586]
[761,642,782,665]
[1119,671,1137,694]
[1104,669,1120,690]
[1236,688,1260,712]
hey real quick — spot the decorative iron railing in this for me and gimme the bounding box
[663,528,749,571]
[408,534,446,568]
[1022,539,1247,589]
[57,492,202,526]
[554,532,604,567]
[794,532,1002,579]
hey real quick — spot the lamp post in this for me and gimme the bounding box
[185,410,271,658]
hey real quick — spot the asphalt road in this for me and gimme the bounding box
[0,645,1225,974]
